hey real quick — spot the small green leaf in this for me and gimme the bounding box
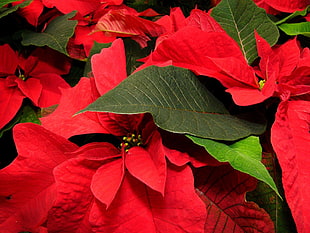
[0,0,32,19]
[278,22,310,37]
[0,0,25,8]
[22,11,78,55]
[211,0,279,64]
[83,42,112,77]
[79,66,265,140]
[19,105,41,124]
[276,6,310,25]
[187,135,281,198]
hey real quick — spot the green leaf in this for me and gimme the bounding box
[278,22,310,37]
[79,66,265,140]
[83,42,112,77]
[0,0,25,8]
[276,6,310,25]
[21,11,78,55]
[0,0,32,19]
[211,0,279,64]
[123,38,154,75]
[19,105,41,124]
[187,135,281,198]
[247,152,297,233]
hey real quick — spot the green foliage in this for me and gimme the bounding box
[278,22,310,37]
[187,135,280,197]
[276,6,310,25]
[21,11,78,55]
[80,65,266,140]
[0,0,32,19]
[211,0,279,64]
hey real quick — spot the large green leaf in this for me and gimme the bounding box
[80,66,265,140]
[0,0,32,19]
[278,22,310,37]
[187,135,281,197]
[21,11,77,55]
[211,0,279,64]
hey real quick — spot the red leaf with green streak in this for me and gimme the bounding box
[195,165,275,233]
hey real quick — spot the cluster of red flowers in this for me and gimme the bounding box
[0,0,309,232]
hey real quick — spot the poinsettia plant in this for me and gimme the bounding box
[0,0,309,232]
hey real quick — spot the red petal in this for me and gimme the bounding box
[186,9,225,32]
[0,79,25,129]
[263,0,310,12]
[271,100,310,232]
[94,9,165,47]
[68,142,120,161]
[0,44,18,75]
[40,77,106,138]
[226,86,270,106]
[195,165,275,232]
[91,159,124,208]
[42,0,102,16]
[15,77,42,106]
[0,123,78,232]
[47,158,102,233]
[273,38,300,78]
[209,56,258,88]
[15,0,44,26]
[138,27,244,79]
[34,73,70,107]
[91,39,127,95]
[125,145,166,194]
[89,165,206,232]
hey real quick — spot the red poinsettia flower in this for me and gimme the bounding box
[138,9,310,106]
[0,44,70,129]
[1,122,208,232]
[224,33,310,105]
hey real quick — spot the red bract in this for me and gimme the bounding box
[0,44,70,129]
[93,7,165,48]
[42,0,122,17]
[258,0,310,13]
[48,149,206,232]
[195,165,275,232]
[13,0,44,26]
[0,123,78,232]
[271,100,310,233]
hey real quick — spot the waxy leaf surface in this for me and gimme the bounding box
[81,66,265,140]
[211,0,279,64]
[187,135,280,197]
[22,11,77,55]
